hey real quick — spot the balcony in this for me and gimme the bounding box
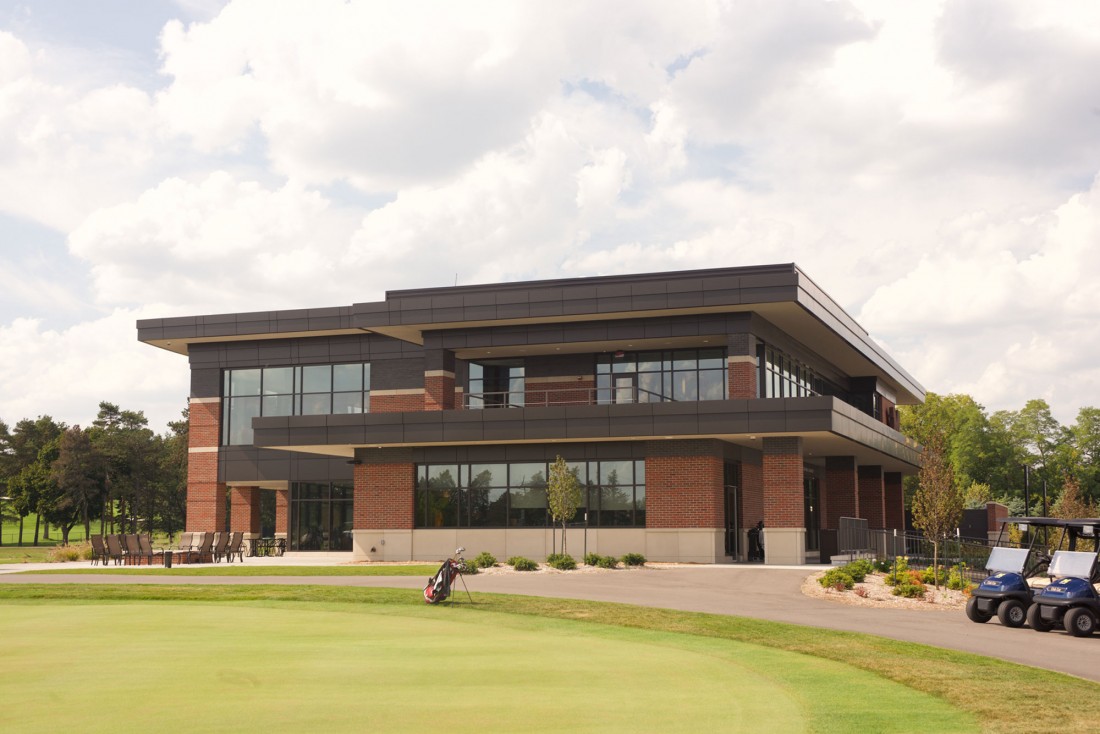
[465,386,673,410]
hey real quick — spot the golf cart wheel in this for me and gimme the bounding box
[997,599,1027,628]
[1026,602,1053,632]
[1064,607,1097,638]
[966,597,992,623]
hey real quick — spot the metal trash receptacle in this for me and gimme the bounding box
[164,551,172,568]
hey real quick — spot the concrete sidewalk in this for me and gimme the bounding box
[2,562,1098,683]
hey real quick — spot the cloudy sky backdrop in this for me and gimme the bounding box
[2,0,1099,433]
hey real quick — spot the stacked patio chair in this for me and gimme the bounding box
[122,534,145,565]
[192,532,214,563]
[225,532,245,563]
[137,534,164,566]
[89,535,109,566]
[104,534,126,565]
[212,532,230,563]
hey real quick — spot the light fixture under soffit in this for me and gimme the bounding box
[613,350,625,358]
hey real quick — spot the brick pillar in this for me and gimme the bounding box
[824,456,858,529]
[275,489,289,537]
[741,455,764,527]
[229,486,261,534]
[727,332,757,399]
[644,440,724,529]
[858,465,885,529]
[884,472,905,531]
[186,397,225,532]
[762,437,805,564]
[424,349,456,410]
[354,450,415,529]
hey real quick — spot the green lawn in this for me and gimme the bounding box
[4,584,1100,733]
[23,564,437,576]
[0,591,971,733]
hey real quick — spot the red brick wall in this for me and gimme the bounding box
[645,442,724,529]
[824,456,858,529]
[884,472,905,530]
[763,437,803,528]
[858,465,885,529]
[229,486,261,534]
[186,399,225,532]
[741,457,764,527]
[424,373,455,411]
[275,489,289,535]
[371,392,425,413]
[526,378,595,407]
[728,359,757,399]
[354,462,415,529]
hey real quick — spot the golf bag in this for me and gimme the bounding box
[424,548,468,604]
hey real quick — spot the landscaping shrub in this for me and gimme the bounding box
[472,551,497,569]
[883,556,910,586]
[893,580,926,598]
[947,563,973,592]
[510,556,538,571]
[547,554,577,570]
[584,552,602,566]
[921,565,948,585]
[873,558,893,573]
[621,553,646,567]
[842,559,873,583]
[595,555,619,569]
[47,544,88,563]
[461,562,479,575]
[819,568,855,590]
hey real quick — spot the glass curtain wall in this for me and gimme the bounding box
[415,460,645,528]
[596,349,726,404]
[222,363,370,445]
[289,482,354,551]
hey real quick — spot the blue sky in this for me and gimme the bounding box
[2,0,1100,432]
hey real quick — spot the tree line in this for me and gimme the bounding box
[900,393,1100,518]
[0,402,188,545]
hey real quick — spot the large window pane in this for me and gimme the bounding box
[468,487,507,527]
[302,365,332,392]
[673,371,698,401]
[699,370,725,401]
[230,369,261,396]
[698,349,725,369]
[600,485,633,526]
[228,396,260,445]
[301,393,331,415]
[469,464,507,488]
[333,363,363,392]
[262,395,294,416]
[332,392,363,414]
[511,463,547,488]
[600,460,633,485]
[263,367,294,395]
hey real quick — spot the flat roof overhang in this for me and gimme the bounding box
[251,396,922,473]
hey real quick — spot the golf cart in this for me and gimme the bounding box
[1026,519,1100,637]
[966,517,1068,627]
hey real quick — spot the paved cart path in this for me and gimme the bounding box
[3,565,1098,683]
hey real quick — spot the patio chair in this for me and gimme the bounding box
[104,534,125,565]
[138,534,164,565]
[225,532,245,563]
[192,532,214,563]
[123,534,145,565]
[175,532,194,552]
[212,532,230,563]
[89,535,109,566]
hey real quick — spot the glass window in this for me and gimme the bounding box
[301,394,331,415]
[263,367,294,395]
[333,393,364,414]
[228,396,260,445]
[600,460,633,485]
[262,395,294,417]
[302,365,332,393]
[469,464,507,487]
[699,371,725,401]
[673,371,698,401]
[230,369,261,396]
[333,363,363,392]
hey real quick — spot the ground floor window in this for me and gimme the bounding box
[289,482,353,551]
[415,459,645,529]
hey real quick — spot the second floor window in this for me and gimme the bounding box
[222,362,371,445]
[596,348,727,404]
[468,359,524,409]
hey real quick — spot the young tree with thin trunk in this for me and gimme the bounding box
[912,431,963,589]
[547,456,582,556]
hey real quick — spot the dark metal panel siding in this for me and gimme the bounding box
[372,356,424,390]
[190,368,221,400]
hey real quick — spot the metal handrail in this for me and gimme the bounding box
[465,385,675,409]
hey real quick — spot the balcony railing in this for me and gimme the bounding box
[465,386,672,409]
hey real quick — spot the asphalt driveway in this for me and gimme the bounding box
[2,564,1097,682]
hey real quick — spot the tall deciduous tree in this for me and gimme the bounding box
[911,432,963,589]
[49,426,105,543]
[547,455,582,555]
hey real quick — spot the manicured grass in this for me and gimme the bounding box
[4,585,1100,732]
[22,565,437,576]
[0,589,972,733]
[0,545,54,564]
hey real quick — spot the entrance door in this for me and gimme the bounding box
[724,463,740,558]
[614,375,636,404]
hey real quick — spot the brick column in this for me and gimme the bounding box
[229,486,261,534]
[762,437,805,564]
[884,472,905,531]
[645,440,724,529]
[858,465,885,529]
[424,349,456,410]
[354,449,416,529]
[740,455,764,527]
[186,397,225,532]
[275,489,289,537]
[727,332,757,399]
[824,456,858,529]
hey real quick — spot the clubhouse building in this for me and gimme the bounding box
[137,264,923,565]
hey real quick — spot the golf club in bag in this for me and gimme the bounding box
[423,547,472,604]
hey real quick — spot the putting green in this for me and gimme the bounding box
[0,601,975,733]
